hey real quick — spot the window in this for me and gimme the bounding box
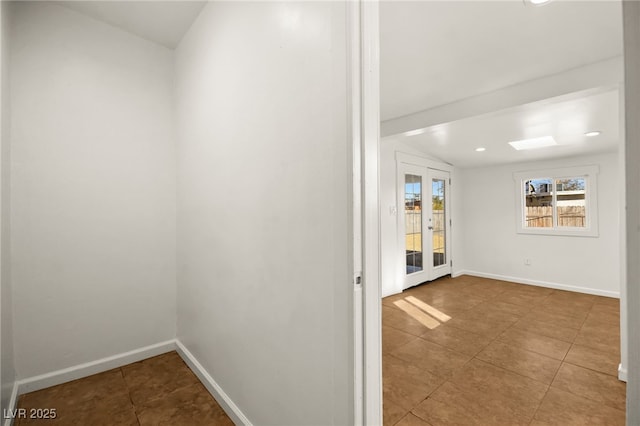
[513,165,599,237]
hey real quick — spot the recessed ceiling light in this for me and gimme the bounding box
[475,147,486,152]
[526,0,551,5]
[404,128,426,137]
[508,136,557,151]
[585,131,601,137]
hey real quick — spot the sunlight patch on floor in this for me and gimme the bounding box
[405,296,452,323]
[393,299,441,329]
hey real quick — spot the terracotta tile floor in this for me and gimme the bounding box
[383,275,626,426]
[15,352,234,425]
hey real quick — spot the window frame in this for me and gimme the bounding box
[513,165,599,237]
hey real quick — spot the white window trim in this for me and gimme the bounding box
[513,165,599,237]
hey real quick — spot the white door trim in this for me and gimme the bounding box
[426,169,452,281]
[396,161,453,290]
[348,1,363,423]
[351,1,381,424]
[397,163,430,289]
[361,1,382,424]
[623,2,640,423]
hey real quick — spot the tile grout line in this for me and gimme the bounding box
[387,280,490,425]
[550,301,626,412]
[528,295,621,423]
[517,289,563,425]
[402,286,547,425]
[462,288,557,424]
[120,366,142,426]
[383,279,623,425]
[562,299,621,377]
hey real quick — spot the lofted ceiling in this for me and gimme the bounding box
[56,1,207,49]
[380,0,624,168]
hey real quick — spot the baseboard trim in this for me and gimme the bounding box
[451,270,466,278]
[618,364,628,382]
[457,270,620,298]
[16,340,176,395]
[9,339,250,425]
[3,381,19,426]
[175,340,251,426]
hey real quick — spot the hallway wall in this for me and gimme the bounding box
[9,2,176,379]
[174,2,353,424]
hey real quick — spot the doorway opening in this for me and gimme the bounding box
[398,160,452,290]
[375,0,626,424]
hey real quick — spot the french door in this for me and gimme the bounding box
[398,163,451,290]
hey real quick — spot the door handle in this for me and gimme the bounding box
[427,226,433,230]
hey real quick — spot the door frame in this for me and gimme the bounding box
[351,1,381,424]
[427,168,452,281]
[623,2,640,423]
[396,161,453,289]
[396,152,454,288]
[397,162,430,288]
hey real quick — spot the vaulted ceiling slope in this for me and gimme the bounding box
[380,0,623,123]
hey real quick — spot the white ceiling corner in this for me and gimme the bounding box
[56,1,207,49]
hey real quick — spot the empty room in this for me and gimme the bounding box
[379,1,631,425]
[1,1,640,425]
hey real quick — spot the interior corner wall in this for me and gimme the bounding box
[1,0,15,412]
[458,151,620,297]
[9,2,177,379]
[174,2,352,424]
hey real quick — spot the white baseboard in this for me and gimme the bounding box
[457,270,620,298]
[618,363,628,382]
[3,381,19,426]
[7,339,249,425]
[451,269,466,278]
[175,340,251,426]
[16,340,176,395]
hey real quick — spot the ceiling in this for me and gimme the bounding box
[385,88,619,168]
[57,1,206,49]
[53,1,623,168]
[380,0,623,122]
[380,0,624,168]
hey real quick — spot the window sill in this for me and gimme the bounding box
[517,228,599,237]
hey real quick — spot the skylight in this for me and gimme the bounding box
[508,136,557,151]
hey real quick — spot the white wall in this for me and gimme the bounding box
[174,2,352,424]
[10,2,176,379]
[380,139,461,297]
[1,0,15,412]
[623,1,640,419]
[458,151,620,296]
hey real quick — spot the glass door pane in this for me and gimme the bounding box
[432,178,446,267]
[405,174,422,274]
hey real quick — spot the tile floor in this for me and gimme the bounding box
[15,351,234,425]
[383,275,626,426]
[11,275,625,426]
